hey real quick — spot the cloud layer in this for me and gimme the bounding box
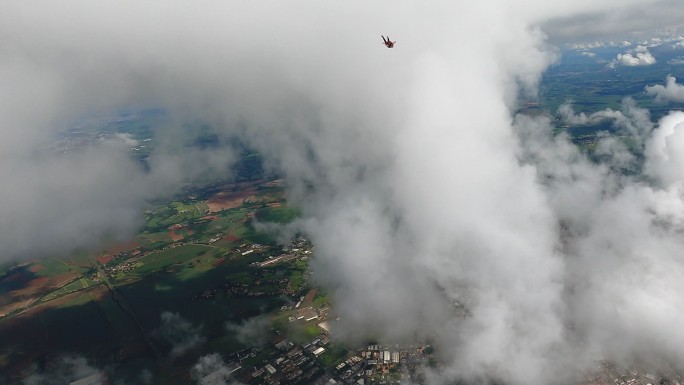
[4,1,684,385]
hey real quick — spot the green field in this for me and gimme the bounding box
[255,206,300,223]
[312,290,330,308]
[41,277,98,302]
[133,244,216,275]
[232,221,277,244]
[143,200,211,233]
[35,257,85,277]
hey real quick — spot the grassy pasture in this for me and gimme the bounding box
[255,206,300,224]
[34,258,83,277]
[41,277,98,303]
[133,244,215,275]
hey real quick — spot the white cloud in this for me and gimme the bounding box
[154,312,205,358]
[225,315,271,348]
[645,111,684,185]
[113,132,139,147]
[557,102,623,126]
[647,37,662,47]
[646,76,684,103]
[193,354,241,385]
[608,47,657,68]
[512,108,684,369]
[557,99,653,170]
[635,44,649,53]
[672,37,684,49]
[23,356,101,385]
[4,2,684,385]
[568,41,606,50]
[558,98,653,141]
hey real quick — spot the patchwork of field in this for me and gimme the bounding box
[0,178,308,382]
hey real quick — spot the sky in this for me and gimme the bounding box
[5,1,684,384]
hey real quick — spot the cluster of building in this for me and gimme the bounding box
[238,243,267,256]
[359,349,400,365]
[323,345,432,385]
[190,276,290,300]
[207,233,224,244]
[282,237,312,253]
[228,282,290,298]
[289,307,320,323]
[103,256,142,275]
[243,336,330,385]
[251,240,312,269]
[585,363,684,385]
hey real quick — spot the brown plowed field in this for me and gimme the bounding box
[206,189,259,212]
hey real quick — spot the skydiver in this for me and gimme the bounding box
[381,35,395,48]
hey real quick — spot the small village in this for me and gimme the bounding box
[211,330,434,385]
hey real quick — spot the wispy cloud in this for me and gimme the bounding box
[193,354,242,385]
[225,315,271,348]
[154,312,205,358]
[646,75,684,103]
[23,356,101,385]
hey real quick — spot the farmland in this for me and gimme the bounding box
[0,177,315,384]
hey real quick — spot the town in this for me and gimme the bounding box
[204,331,434,385]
